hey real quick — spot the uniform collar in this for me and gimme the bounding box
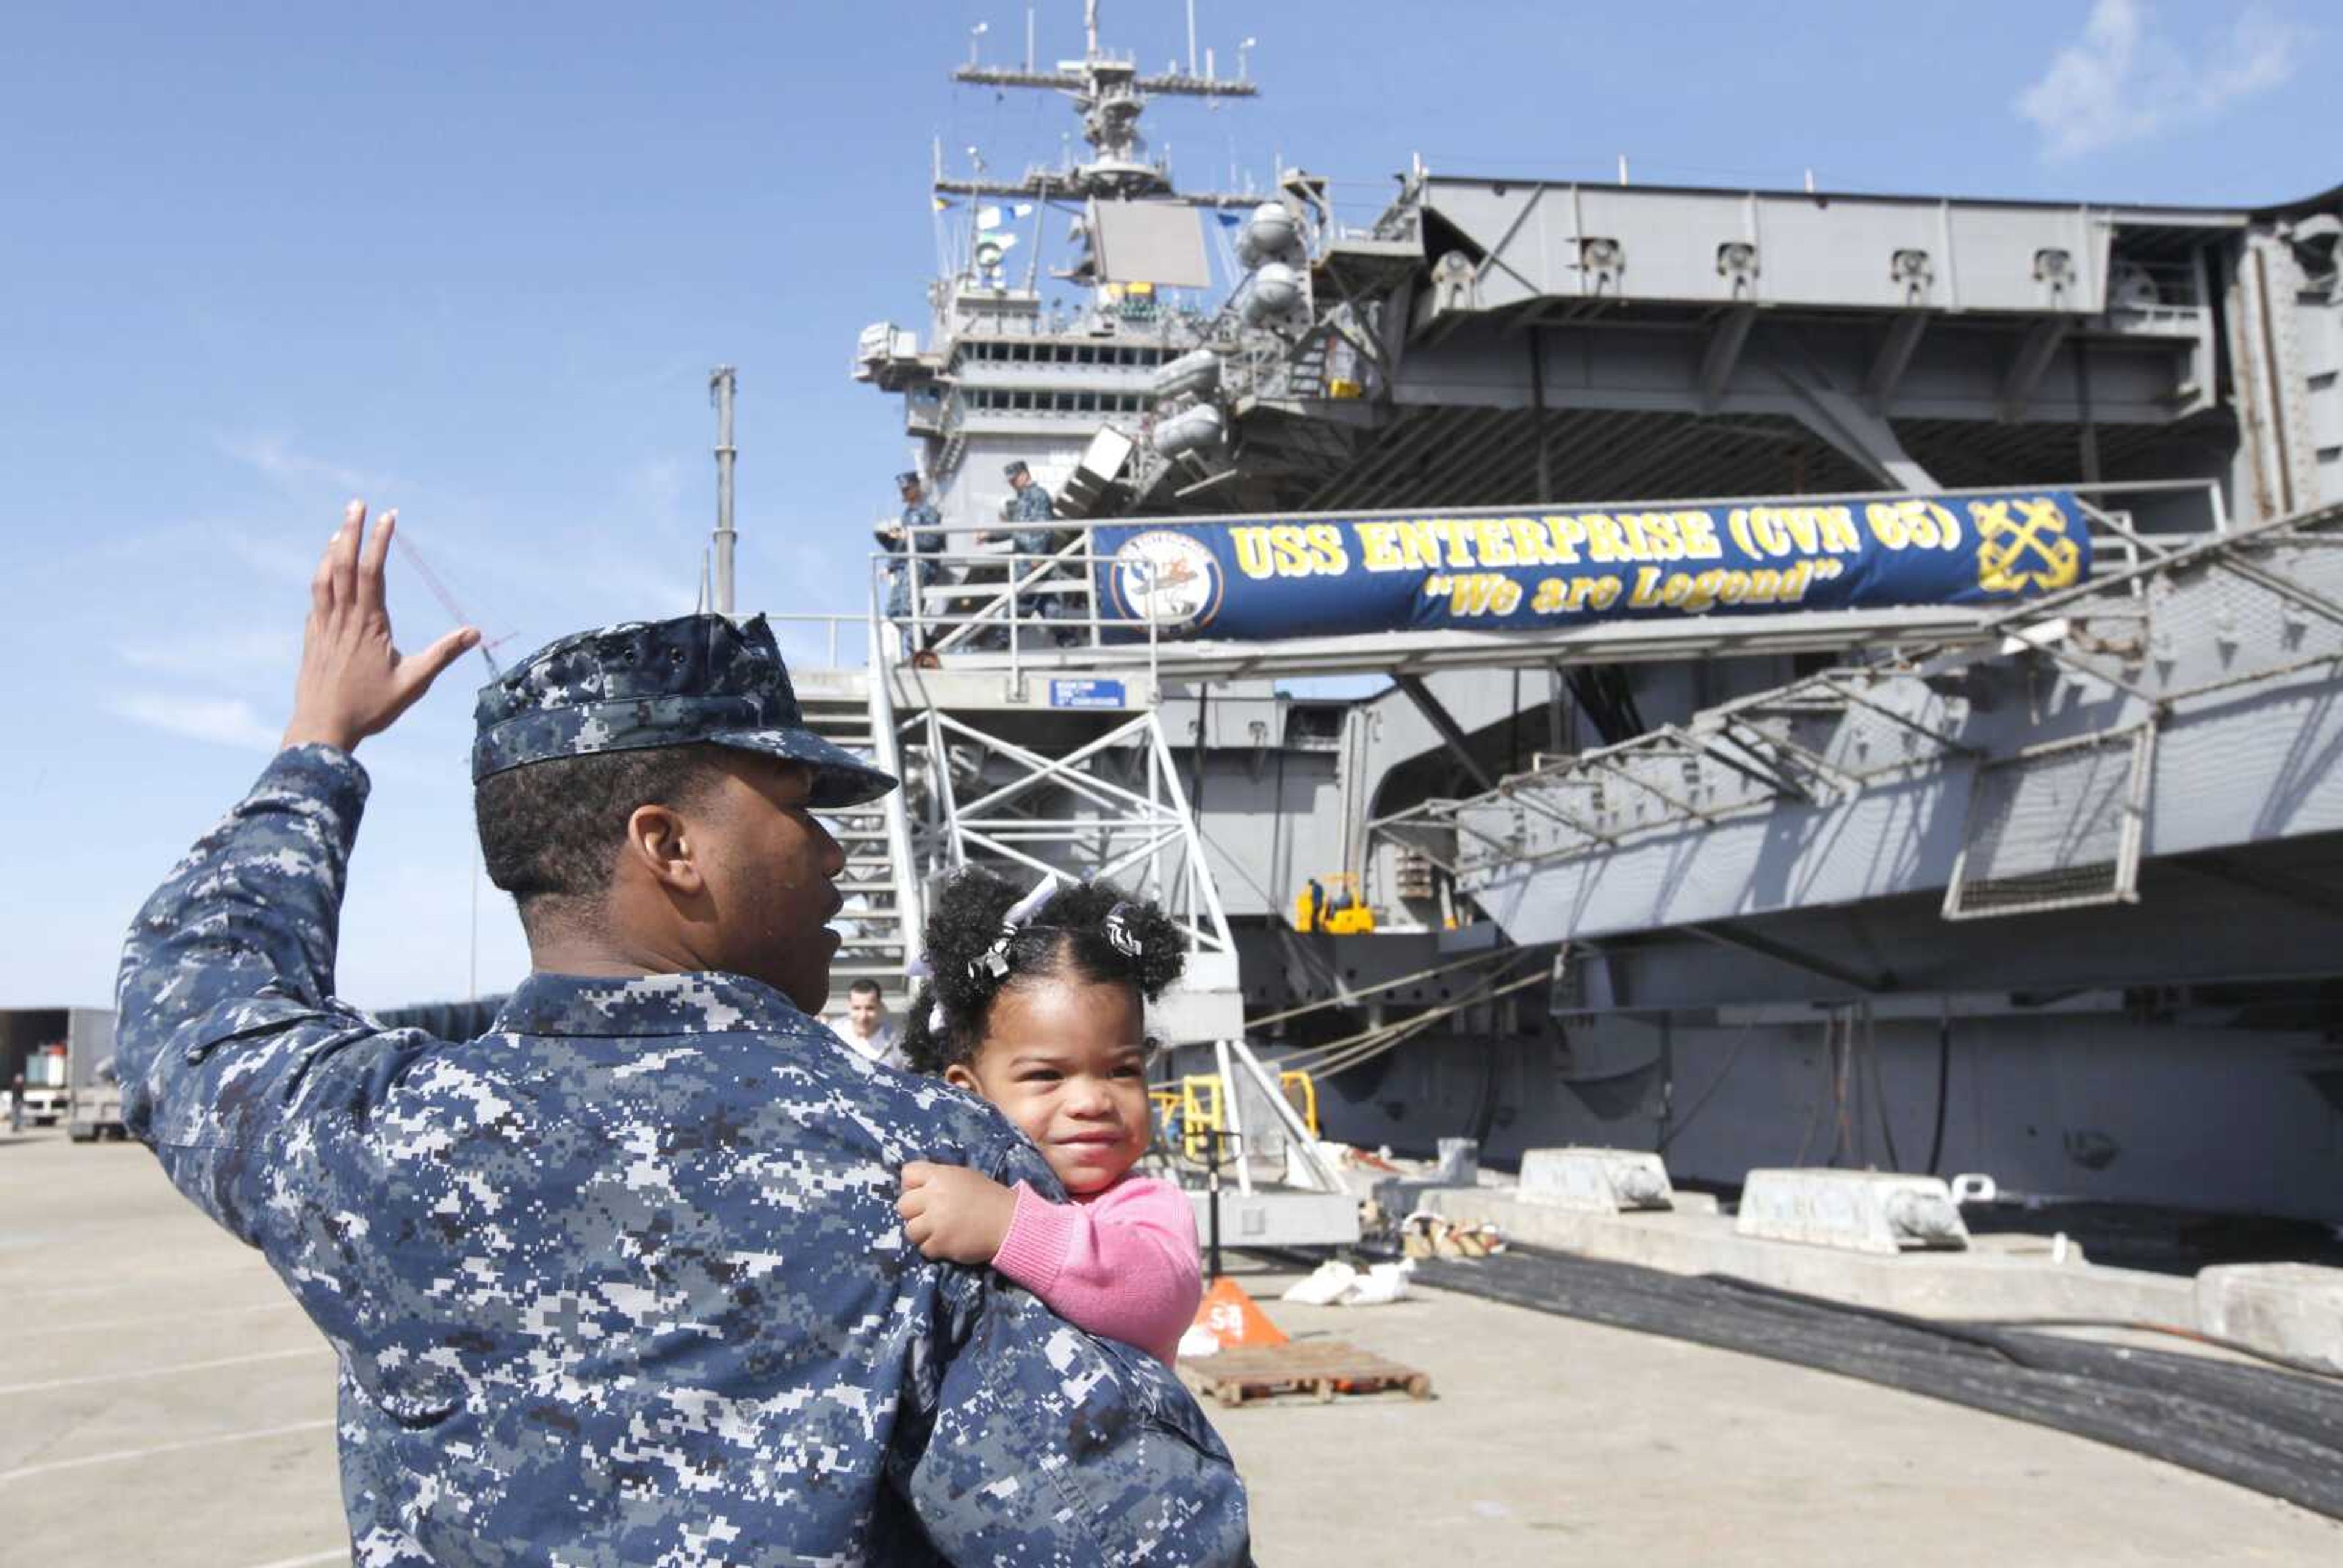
[492,969,819,1039]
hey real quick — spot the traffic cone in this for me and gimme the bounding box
[1192,1275,1288,1350]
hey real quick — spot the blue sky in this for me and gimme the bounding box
[1,0,2330,1011]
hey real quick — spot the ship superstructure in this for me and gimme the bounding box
[854,0,1261,536]
[820,5,2343,1225]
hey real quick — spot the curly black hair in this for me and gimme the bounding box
[900,868,1187,1076]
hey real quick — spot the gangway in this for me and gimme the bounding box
[779,472,2258,1244]
[878,478,2224,684]
[1369,492,2343,955]
[827,476,2222,994]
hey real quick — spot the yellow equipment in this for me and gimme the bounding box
[1280,1070,1319,1142]
[1178,1075,1221,1161]
[1293,873,1376,935]
[1148,1088,1181,1148]
[1174,1069,1321,1162]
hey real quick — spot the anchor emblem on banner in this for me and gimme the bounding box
[1971,496,2082,594]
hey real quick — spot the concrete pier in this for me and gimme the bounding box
[7,1128,2341,1565]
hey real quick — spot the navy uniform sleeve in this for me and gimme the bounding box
[910,502,946,556]
[112,746,403,1234]
[1010,490,1070,559]
[899,1135,1253,1565]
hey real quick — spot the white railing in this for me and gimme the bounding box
[876,531,1164,693]
[862,577,926,959]
[760,611,864,671]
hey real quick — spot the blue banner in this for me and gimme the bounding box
[1089,491,2088,641]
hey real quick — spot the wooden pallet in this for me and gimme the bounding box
[1179,1340,1433,1408]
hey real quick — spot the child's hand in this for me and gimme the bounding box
[897,1162,1017,1264]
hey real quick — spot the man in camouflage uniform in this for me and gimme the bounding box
[981,459,1066,559]
[116,502,1250,1564]
[977,460,1081,647]
[878,469,946,644]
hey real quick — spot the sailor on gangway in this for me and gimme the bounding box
[877,469,946,650]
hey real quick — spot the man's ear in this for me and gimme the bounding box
[624,802,705,896]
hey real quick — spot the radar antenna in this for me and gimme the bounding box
[945,1,1259,205]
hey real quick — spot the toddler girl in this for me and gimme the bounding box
[894,869,1201,1365]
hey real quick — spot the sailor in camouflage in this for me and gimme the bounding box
[983,459,1068,559]
[115,502,1250,1564]
[879,470,947,627]
[979,461,1080,646]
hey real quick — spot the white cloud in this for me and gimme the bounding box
[215,431,382,497]
[105,692,279,750]
[117,625,299,677]
[75,516,321,586]
[220,527,325,586]
[2016,0,2305,161]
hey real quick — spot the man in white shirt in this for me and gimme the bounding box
[830,979,907,1070]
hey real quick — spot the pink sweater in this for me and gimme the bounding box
[990,1174,1203,1365]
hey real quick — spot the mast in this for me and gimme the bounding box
[710,365,738,616]
[943,0,1259,206]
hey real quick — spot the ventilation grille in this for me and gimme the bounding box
[1943,725,2154,919]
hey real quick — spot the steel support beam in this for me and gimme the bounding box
[1999,318,2071,422]
[1686,920,1893,994]
[2171,852,2343,925]
[1394,672,1500,793]
[1698,307,1758,412]
[1763,343,1937,492]
[1865,311,1928,410]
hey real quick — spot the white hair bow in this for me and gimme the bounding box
[969,872,1061,982]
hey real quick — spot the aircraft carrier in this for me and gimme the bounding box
[826,1,2343,1232]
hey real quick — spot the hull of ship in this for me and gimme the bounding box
[1272,1009,2341,1226]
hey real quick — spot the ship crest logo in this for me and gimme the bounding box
[1112,530,1224,631]
[1972,497,2082,594]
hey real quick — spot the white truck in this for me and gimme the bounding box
[67,1009,124,1141]
[3,1007,120,1137]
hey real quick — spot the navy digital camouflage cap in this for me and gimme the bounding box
[471,613,897,807]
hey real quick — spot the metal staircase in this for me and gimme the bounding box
[793,661,913,1009]
[791,600,1251,1044]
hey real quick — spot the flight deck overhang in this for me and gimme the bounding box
[1403,175,2248,321]
[1198,174,2279,519]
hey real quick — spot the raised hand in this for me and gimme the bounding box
[281,500,481,754]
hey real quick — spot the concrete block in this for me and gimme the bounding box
[1367,1139,1484,1216]
[1434,1138,1480,1185]
[1419,1187,2195,1326]
[1735,1168,1970,1256]
[1190,1189,1360,1248]
[1517,1148,1675,1214]
[2195,1263,2343,1374]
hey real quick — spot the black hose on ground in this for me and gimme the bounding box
[1697,1274,2343,1384]
[1925,1005,1952,1174]
[1417,1248,2343,1521]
